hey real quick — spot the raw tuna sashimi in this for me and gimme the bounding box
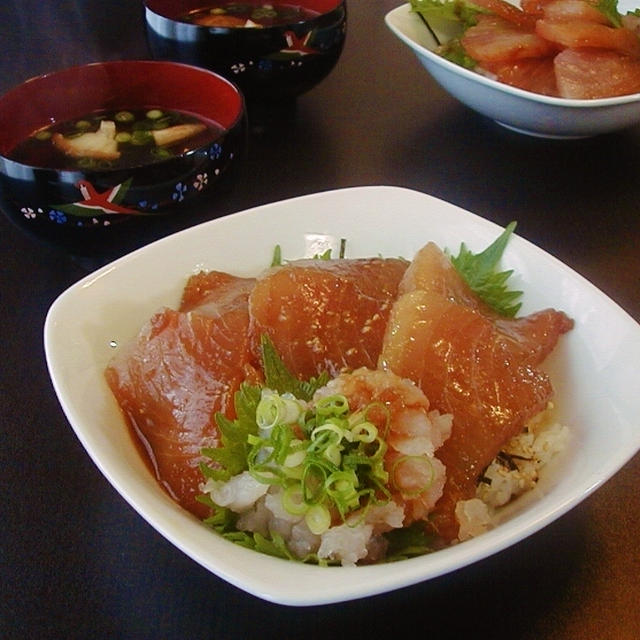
[481,57,558,96]
[535,19,640,58]
[469,0,538,29]
[105,274,255,517]
[443,0,640,98]
[461,15,555,63]
[539,0,612,25]
[520,0,556,18]
[249,258,408,379]
[179,269,255,313]
[554,47,640,98]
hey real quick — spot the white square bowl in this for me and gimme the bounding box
[44,186,640,605]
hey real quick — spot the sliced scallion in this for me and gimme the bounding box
[305,504,331,535]
[114,111,135,123]
[391,455,434,497]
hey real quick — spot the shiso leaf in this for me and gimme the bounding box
[271,244,283,267]
[597,0,622,26]
[200,383,262,481]
[261,333,329,402]
[270,239,346,267]
[384,521,435,560]
[199,334,328,480]
[448,221,523,317]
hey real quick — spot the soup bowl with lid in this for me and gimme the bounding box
[0,60,246,254]
[143,0,347,102]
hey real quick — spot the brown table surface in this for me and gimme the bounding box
[1,1,639,638]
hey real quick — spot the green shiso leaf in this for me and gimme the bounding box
[201,383,262,480]
[253,532,296,560]
[383,522,435,560]
[597,0,622,26]
[315,248,332,260]
[261,333,329,402]
[271,244,283,267]
[448,221,523,317]
[199,334,329,480]
[270,239,346,267]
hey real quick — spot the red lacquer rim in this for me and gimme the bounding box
[0,60,244,155]
[144,0,343,21]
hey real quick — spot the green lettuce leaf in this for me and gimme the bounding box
[410,0,485,29]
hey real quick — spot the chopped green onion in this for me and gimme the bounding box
[34,130,52,141]
[114,111,135,123]
[311,421,345,443]
[391,455,434,497]
[146,109,164,120]
[323,442,343,466]
[302,462,328,504]
[151,147,172,159]
[271,245,282,267]
[256,389,305,429]
[325,470,359,515]
[305,504,331,535]
[282,485,308,516]
[131,130,153,145]
[151,116,172,130]
[115,132,132,143]
[75,120,91,130]
[350,421,377,443]
[315,394,349,417]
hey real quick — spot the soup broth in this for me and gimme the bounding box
[9,107,222,171]
[182,2,319,27]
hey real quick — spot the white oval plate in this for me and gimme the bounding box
[44,186,640,605]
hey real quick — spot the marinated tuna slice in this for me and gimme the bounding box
[179,269,255,314]
[554,48,640,98]
[249,258,408,379]
[380,243,572,541]
[400,243,573,364]
[494,308,574,365]
[380,290,564,541]
[461,15,555,63]
[105,295,253,518]
[399,242,497,313]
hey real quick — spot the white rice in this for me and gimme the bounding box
[221,486,407,566]
[456,404,570,542]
